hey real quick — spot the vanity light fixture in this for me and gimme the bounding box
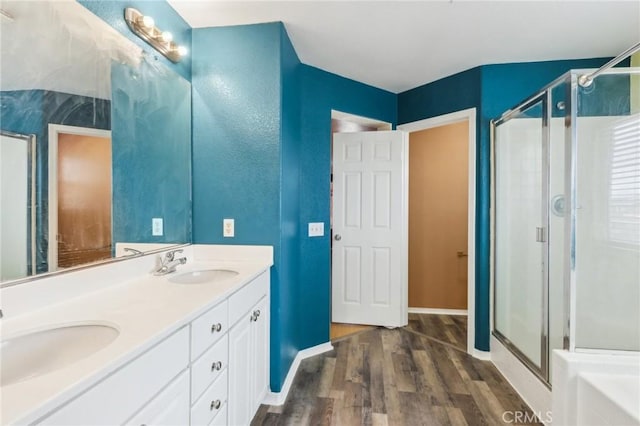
[124,8,187,63]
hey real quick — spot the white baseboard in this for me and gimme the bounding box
[263,342,334,406]
[408,307,468,316]
[490,335,551,425]
[472,349,491,361]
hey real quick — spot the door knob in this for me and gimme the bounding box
[457,251,468,257]
[334,234,342,241]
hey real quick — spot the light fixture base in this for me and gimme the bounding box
[124,7,184,63]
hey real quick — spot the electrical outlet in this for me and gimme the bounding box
[223,218,234,237]
[152,218,163,236]
[308,222,324,237]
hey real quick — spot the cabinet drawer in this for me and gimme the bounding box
[191,301,228,361]
[40,327,189,426]
[228,271,268,326]
[191,334,228,401]
[126,369,189,425]
[209,403,227,426]
[191,370,228,426]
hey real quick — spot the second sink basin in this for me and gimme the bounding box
[1,323,119,387]
[169,269,239,284]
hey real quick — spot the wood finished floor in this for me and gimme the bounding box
[331,323,375,341]
[252,315,540,426]
[405,313,468,352]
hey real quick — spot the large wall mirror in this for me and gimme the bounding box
[0,1,192,284]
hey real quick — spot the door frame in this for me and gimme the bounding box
[398,107,478,356]
[47,124,111,271]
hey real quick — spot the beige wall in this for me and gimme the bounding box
[409,122,468,309]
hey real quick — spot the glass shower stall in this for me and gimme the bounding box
[491,66,640,385]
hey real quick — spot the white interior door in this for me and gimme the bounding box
[332,131,408,327]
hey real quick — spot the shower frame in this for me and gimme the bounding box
[0,130,37,277]
[490,66,640,386]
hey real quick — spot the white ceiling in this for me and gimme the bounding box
[168,0,640,93]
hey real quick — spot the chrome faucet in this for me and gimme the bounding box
[153,249,187,276]
[123,247,143,257]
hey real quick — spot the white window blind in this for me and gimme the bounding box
[608,113,640,246]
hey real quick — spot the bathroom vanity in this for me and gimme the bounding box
[0,245,273,426]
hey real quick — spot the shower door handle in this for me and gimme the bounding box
[536,227,546,243]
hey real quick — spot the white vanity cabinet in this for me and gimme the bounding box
[32,270,270,426]
[190,301,229,426]
[39,327,190,426]
[228,272,270,425]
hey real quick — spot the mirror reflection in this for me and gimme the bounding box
[0,1,192,283]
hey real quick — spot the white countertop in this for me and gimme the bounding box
[0,246,272,425]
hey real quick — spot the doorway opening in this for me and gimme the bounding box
[329,110,392,340]
[48,124,112,271]
[398,108,477,355]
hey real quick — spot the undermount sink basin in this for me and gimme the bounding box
[1,323,119,387]
[168,269,239,284]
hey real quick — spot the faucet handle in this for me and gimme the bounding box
[123,247,143,256]
[165,249,184,262]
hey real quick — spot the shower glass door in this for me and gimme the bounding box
[493,94,549,378]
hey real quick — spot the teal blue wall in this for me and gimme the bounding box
[191,23,296,391]
[398,57,614,351]
[279,25,303,385]
[79,0,191,81]
[190,22,397,390]
[111,60,192,246]
[399,67,481,123]
[297,65,397,349]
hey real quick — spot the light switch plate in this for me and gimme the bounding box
[308,222,324,237]
[152,218,163,236]
[223,218,234,237]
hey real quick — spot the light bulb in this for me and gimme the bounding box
[176,46,188,57]
[160,31,173,43]
[139,15,154,29]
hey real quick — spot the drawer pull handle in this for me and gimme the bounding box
[211,323,222,333]
[211,361,223,371]
[251,309,261,322]
[210,399,222,411]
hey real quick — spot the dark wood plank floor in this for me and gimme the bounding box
[252,322,540,425]
[405,313,468,352]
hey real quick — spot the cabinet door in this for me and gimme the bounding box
[126,370,189,426]
[228,314,252,426]
[251,297,269,412]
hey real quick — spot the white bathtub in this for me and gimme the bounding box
[552,350,640,426]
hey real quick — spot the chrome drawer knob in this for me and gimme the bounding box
[250,309,261,322]
[211,361,223,371]
[210,399,221,410]
[211,323,222,333]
